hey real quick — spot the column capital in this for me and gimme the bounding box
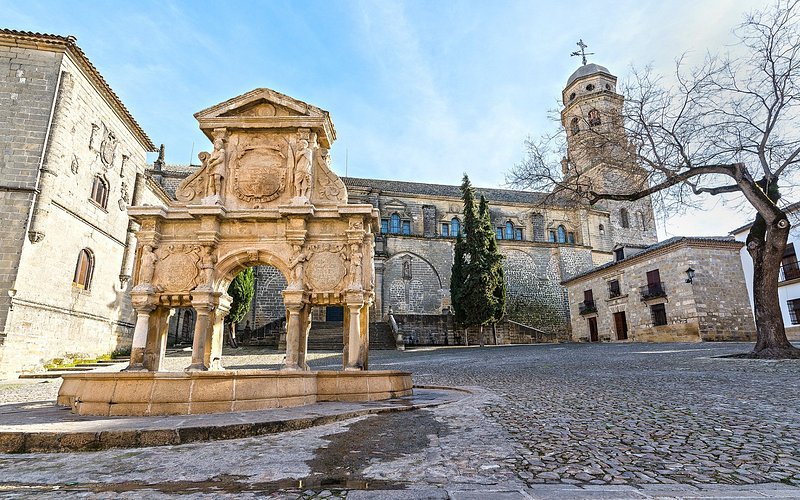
[282,289,307,307]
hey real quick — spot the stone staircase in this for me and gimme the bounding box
[306,321,396,351]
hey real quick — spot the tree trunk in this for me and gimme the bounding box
[464,327,468,346]
[492,323,498,345]
[748,220,800,358]
[479,325,485,348]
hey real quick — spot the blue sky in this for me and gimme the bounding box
[3,0,767,237]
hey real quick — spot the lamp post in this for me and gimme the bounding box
[685,267,696,284]
[7,288,17,311]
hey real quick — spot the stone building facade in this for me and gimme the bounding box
[0,31,161,377]
[152,62,660,344]
[0,28,667,376]
[731,203,800,342]
[564,237,756,343]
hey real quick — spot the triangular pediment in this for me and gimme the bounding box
[194,88,336,148]
[384,199,408,210]
[194,88,327,120]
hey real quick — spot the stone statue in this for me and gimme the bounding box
[204,138,226,197]
[200,245,217,285]
[139,244,157,284]
[349,244,363,289]
[294,139,313,200]
[288,244,308,289]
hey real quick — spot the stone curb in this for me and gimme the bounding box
[0,387,467,454]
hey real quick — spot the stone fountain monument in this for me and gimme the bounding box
[57,89,412,416]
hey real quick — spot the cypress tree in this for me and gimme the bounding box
[451,174,505,347]
[479,195,506,344]
[225,267,255,348]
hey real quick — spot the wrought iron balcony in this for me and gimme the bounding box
[608,288,622,299]
[640,282,667,300]
[579,300,597,315]
[780,259,800,282]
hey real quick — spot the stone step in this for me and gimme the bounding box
[74,362,119,367]
[47,366,94,372]
[18,373,70,379]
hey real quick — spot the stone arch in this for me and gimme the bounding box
[214,249,291,294]
[384,251,443,313]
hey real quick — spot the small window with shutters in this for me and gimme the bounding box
[90,175,109,209]
[73,248,95,290]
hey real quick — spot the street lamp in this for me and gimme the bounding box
[7,288,17,310]
[685,267,696,284]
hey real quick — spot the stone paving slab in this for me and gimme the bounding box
[0,344,798,498]
[0,387,464,453]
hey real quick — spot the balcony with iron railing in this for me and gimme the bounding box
[579,300,597,315]
[608,287,622,299]
[640,282,667,300]
[780,259,800,282]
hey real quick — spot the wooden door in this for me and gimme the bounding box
[588,317,599,342]
[613,311,628,340]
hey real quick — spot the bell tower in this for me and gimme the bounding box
[560,56,658,248]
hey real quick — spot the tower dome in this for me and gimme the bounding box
[566,63,613,87]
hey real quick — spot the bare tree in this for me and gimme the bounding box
[508,1,800,358]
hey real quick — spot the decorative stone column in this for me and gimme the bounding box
[359,301,370,370]
[124,298,156,372]
[187,296,214,372]
[143,306,173,371]
[298,303,312,370]
[345,298,365,371]
[282,289,306,371]
[207,293,231,371]
[284,303,303,370]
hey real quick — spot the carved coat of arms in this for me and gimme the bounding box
[232,143,290,203]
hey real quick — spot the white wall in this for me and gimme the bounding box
[732,221,800,330]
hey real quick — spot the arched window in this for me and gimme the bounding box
[588,109,601,127]
[390,213,401,234]
[505,221,514,240]
[451,217,460,236]
[90,175,109,208]
[599,223,605,235]
[620,208,630,228]
[73,248,95,290]
[557,225,567,243]
[570,117,580,135]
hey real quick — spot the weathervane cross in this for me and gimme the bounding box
[570,39,594,66]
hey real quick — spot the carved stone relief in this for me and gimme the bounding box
[314,149,347,204]
[70,155,79,174]
[119,181,130,211]
[232,136,288,204]
[99,125,117,169]
[89,123,99,150]
[305,243,348,291]
[153,245,201,291]
[120,154,129,178]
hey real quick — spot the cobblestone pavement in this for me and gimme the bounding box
[1,342,799,498]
